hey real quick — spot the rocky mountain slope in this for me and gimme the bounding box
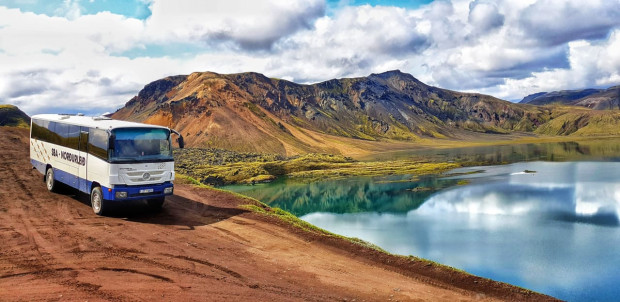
[112,70,620,155]
[520,86,620,110]
[573,86,620,110]
[0,104,30,128]
[519,89,603,105]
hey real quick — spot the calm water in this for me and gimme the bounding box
[226,140,620,301]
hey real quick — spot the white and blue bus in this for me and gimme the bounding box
[30,114,184,215]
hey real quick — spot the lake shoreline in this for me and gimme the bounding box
[220,137,620,301]
[176,135,620,186]
[175,174,559,301]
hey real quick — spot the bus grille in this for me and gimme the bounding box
[123,170,166,184]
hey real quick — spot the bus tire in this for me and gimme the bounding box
[91,186,106,216]
[147,197,165,211]
[45,167,57,192]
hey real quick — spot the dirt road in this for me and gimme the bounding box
[0,127,556,301]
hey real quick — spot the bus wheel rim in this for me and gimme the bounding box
[92,191,101,212]
[46,170,53,190]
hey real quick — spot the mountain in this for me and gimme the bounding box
[0,105,30,128]
[520,86,620,110]
[112,70,620,155]
[519,92,547,104]
[112,70,552,154]
[520,89,604,105]
[572,86,620,110]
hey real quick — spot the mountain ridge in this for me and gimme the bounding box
[520,86,620,110]
[0,105,30,128]
[112,70,620,155]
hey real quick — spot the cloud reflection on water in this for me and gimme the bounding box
[422,161,620,226]
[301,162,620,301]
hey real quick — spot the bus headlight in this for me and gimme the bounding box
[115,191,128,199]
[164,187,173,194]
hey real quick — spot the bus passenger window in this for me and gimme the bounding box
[88,129,108,160]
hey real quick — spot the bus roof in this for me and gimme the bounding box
[31,114,169,131]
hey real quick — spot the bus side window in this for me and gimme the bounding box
[31,119,45,140]
[66,125,80,149]
[47,121,59,145]
[38,119,52,142]
[79,127,89,152]
[55,122,69,147]
[88,128,108,160]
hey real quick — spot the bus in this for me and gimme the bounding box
[30,114,184,215]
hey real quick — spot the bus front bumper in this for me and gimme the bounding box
[103,182,174,201]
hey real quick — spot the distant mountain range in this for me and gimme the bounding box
[520,86,620,110]
[107,70,615,155]
[111,70,547,154]
[0,105,30,128]
[4,70,617,156]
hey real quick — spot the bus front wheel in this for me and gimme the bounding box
[91,186,107,215]
[45,167,57,192]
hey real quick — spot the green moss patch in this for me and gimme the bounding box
[175,148,462,186]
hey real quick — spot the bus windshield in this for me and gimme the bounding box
[109,128,173,163]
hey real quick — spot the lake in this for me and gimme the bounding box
[226,140,620,301]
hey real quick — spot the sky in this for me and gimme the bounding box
[1,0,619,116]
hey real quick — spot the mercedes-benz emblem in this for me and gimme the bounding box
[142,172,151,180]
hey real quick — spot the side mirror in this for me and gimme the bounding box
[170,129,184,149]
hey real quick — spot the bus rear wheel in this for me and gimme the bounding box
[91,186,107,216]
[147,197,165,211]
[45,167,57,192]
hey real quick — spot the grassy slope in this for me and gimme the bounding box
[174,129,620,186]
[534,106,620,136]
[0,105,30,128]
[174,148,464,186]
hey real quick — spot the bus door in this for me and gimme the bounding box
[78,127,89,193]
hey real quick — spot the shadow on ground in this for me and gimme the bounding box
[61,184,247,229]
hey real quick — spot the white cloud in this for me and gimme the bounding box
[0,7,143,56]
[410,0,620,95]
[468,0,504,35]
[144,0,325,50]
[1,0,620,115]
[485,29,620,99]
[252,5,431,83]
[56,0,82,20]
[0,6,153,114]
[518,0,620,46]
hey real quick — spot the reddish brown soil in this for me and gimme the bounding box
[0,127,558,301]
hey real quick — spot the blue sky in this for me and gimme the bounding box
[327,0,434,10]
[3,0,434,19]
[1,0,619,115]
[1,0,152,19]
